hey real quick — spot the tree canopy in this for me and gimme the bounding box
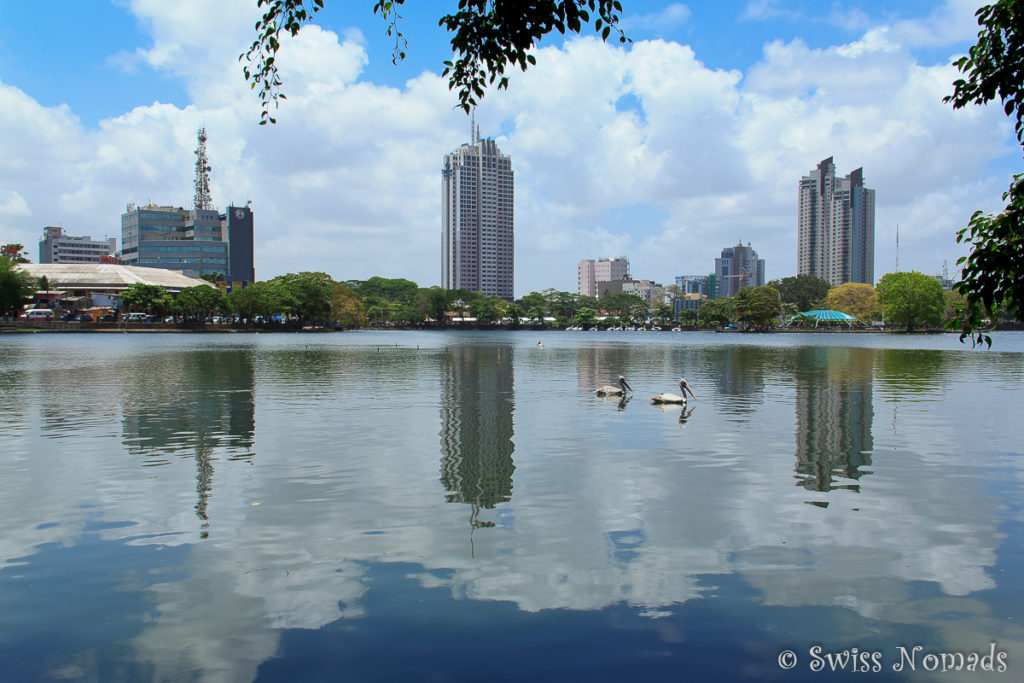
[121,283,173,316]
[877,271,944,333]
[826,283,881,324]
[243,0,628,123]
[767,275,831,312]
[945,0,1024,346]
[0,257,36,318]
[734,286,781,328]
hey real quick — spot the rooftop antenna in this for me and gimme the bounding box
[193,127,212,211]
[470,108,476,145]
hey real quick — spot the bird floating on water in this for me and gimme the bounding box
[595,375,633,396]
[651,378,695,404]
[536,341,544,348]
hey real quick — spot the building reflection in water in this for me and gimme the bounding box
[439,345,516,528]
[793,347,874,493]
[120,351,255,537]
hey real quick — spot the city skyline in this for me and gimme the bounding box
[0,1,1017,296]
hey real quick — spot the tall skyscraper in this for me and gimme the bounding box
[442,134,514,299]
[715,242,765,298]
[578,257,629,297]
[798,157,875,286]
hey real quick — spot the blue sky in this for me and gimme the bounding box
[0,0,1016,293]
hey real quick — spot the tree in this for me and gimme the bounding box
[228,281,285,320]
[697,298,733,328]
[826,283,881,323]
[734,286,781,328]
[876,271,944,333]
[243,0,628,123]
[330,281,366,328]
[121,283,172,316]
[271,272,334,323]
[1,244,30,263]
[174,285,228,318]
[945,1,1024,346]
[0,257,35,318]
[767,275,831,312]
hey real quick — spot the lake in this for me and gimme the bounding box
[1,330,1022,681]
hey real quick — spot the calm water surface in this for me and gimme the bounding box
[1,331,1022,682]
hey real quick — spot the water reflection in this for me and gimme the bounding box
[439,344,516,523]
[121,351,255,537]
[793,347,874,493]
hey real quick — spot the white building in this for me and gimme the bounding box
[798,157,875,286]
[578,257,629,297]
[39,227,116,264]
[442,136,515,300]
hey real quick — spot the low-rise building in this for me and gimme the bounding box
[39,227,117,264]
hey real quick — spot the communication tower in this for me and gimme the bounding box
[194,127,212,210]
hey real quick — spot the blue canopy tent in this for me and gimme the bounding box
[786,309,865,328]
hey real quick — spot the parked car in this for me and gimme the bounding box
[21,309,54,321]
[124,312,150,322]
[99,313,117,322]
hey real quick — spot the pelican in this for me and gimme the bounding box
[536,341,544,348]
[651,378,695,404]
[595,375,633,396]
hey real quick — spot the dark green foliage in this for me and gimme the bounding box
[243,1,628,122]
[877,271,944,333]
[0,256,36,317]
[173,285,229,317]
[121,283,173,316]
[945,0,1024,345]
[697,298,733,327]
[767,275,832,312]
[734,286,781,328]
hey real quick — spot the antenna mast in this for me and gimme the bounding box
[194,127,212,210]
[895,224,899,272]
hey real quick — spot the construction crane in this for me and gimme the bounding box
[721,268,752,291]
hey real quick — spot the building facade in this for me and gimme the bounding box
[120,203,254,285]
[39,227,117,264]
[442,137,514,300]
[578,257,630,297]
[675,274,709,297]
[597,278,663,304]
[798,157,875,286]
[715,242,765,298]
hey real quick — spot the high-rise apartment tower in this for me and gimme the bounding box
[442,135,514,299]
[798,157,875,286]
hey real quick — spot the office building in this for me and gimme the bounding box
[119,203,254,285]
[39,227,117,264]
[798,157,875,286]
[578,257,629,297]
[675,274,709,297]
[715,242,765,298]
[442,134,514,300]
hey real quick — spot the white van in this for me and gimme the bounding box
[21,309,54,320]
[124,312,149,322]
